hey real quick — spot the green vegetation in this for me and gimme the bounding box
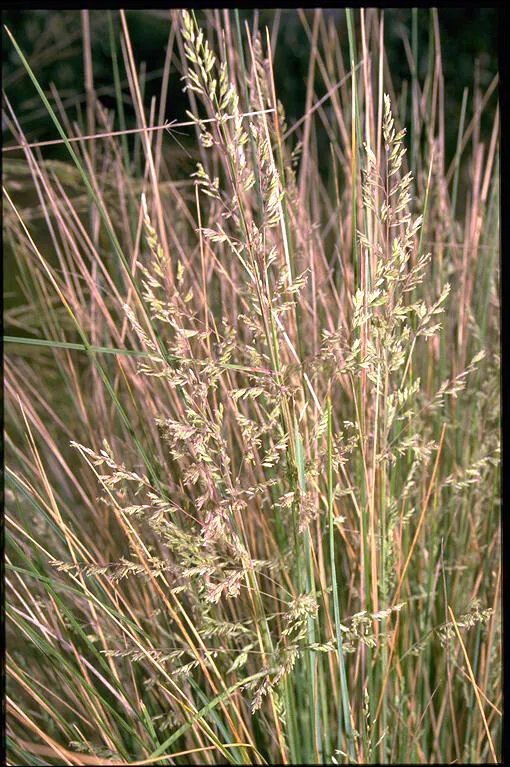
[4,9,500,765]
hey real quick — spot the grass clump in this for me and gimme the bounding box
[4,8,500,765]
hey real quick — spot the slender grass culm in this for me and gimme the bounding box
[4,8,500,765]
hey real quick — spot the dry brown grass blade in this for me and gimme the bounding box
[448,606,498,763]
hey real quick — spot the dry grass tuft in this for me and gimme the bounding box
[4,9,499,765]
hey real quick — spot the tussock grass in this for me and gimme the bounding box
[4,9,500,765]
